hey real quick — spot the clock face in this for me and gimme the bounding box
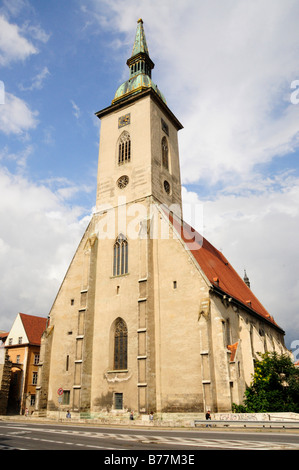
[117,175,129,189]
[118,113,131,128]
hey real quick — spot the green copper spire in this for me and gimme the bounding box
[112,19,166,105]
[131,18,149,56]
[126,18,154,79]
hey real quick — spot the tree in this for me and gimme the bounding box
[233,352,299,413]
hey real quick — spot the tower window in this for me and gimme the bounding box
[114,318,128,370]
[162,136,169,170]
[113,234,128,276]
[118,131,131,165]
[163,180,170,194]
[117,175,129,189]
[161,118,169,135]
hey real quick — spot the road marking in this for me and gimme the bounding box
[1,425,299,450]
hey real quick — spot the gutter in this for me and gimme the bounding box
[209,283,285,335]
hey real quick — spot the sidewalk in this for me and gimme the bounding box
[2,411,299,430]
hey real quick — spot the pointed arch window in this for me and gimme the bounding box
[118,131,131,165]
[114,318,128,370]
[113,234,128,276]
[162,136,169,171]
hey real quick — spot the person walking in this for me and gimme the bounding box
[205,410,211,427]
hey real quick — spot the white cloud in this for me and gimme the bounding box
[0,168,90,332]
[19,66,50,91]
[21,22,51,44]
[71,100,81,119]
[0,145,33,171]
[0,92,38,135]
[41,176,94,202]
[0,14,37,65]
[1,0,30,18]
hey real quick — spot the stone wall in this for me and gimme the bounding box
[0,354,12,415]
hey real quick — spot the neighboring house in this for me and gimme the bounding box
[5,313,47,415]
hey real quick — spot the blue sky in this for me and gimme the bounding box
[1,0,299,354]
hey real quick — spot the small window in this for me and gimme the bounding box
[161,118,169,135]
[62,390,70,405]
[32,371,38,385]
[115,392,123,410]
[71,299,74,306]
[173,281,177,289]
[18,337,23,344]
[117,175,129,189]
[163,180,170,194]
[162,136,169,170]
[34,354,39,365]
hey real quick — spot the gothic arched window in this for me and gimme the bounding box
[114,318,128,370]
[161,136,169,170]
[118,131,131,165]
[113,234,128,276]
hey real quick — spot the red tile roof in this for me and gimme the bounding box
[166,210,283,332]
[0,331,8,341]
[19,313,47,346]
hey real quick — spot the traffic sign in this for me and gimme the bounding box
[57,387,63,396]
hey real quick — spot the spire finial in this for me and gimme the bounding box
[243,269,251,289]
[131,18,149,57]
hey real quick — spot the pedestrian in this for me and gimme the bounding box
[205,410,211,427]
[149,411,154,422]
[66,410,71,418]
[130,411,134,420]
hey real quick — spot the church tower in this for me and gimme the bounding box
[36,20,287,418]
[95,18,183,214]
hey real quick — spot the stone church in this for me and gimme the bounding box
[36,20,288,417]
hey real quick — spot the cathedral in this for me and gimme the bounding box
[36,20,288,417]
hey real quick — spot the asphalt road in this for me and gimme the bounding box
[0,420,299,452]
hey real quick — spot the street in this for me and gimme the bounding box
[0,420,299,452]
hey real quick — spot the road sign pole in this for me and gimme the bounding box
[57,388,63,421]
